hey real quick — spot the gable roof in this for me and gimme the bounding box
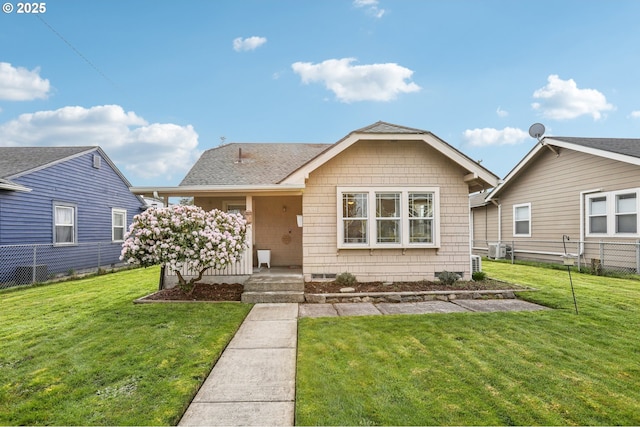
[0,146,135,192]
[180,143,331,186]
[281,121,499,192]
[487,136,640,202]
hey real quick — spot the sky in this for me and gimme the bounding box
[1,0,640,187]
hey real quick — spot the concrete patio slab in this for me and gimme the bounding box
[191,348,296,403]
[377,300,470,315]
[179,401,294,426]
[453,299,550,312]
[334,302,382,317]
[299,304,339,318]
[228,319,297,349]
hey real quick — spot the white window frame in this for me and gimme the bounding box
[112,209,127,242]
[53,203,77,245]
[222,200,246,215]
[586,188,640,237]
[513,203,531,237]
[337,187,440,249]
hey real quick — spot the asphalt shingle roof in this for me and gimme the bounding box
[179,143,331,186]
[551,137,640,159]
[0,146,95,179]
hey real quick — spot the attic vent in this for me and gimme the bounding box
[92,154,101,169]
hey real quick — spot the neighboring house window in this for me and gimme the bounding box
[112,209,127,242]
[54,204,76,244]
[338,187,439,248]
[513,203,531,237]
[588,196,607,234]
[586,189,640,236]
[616,193,637,234]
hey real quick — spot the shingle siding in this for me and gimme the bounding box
[302,139,472,282]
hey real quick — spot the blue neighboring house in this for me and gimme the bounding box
[0,146,146,284]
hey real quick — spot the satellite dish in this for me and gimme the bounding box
[528,123,545,140]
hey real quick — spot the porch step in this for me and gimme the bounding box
[241,273,305,303]
[241,291,305,304]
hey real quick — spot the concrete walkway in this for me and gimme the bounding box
[179,303,298,426]
[179,299,548,426]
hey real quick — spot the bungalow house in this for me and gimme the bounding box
[0,146,146,284]
[133,121,499,288]
[471,136,640,272]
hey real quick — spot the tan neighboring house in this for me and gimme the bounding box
[133,121,498,285]
[471,136,640,271]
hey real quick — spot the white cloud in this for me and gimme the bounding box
[232,36,267,52]
[291,58,420,103]
[463,127,530,147]
[0,62,51,101]
[0,105,200,184]
[353,0,385,18]
[496,107,509,117]
[532,74,614,120]
[629,110,640,119]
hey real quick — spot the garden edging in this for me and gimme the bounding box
[305,288,536,304]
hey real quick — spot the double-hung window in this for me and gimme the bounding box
[342,192,368,244]
[112,209,127,242]
[586,188,640,236]
[513,203,531,237]
[54,204,76,245]
[338,187,439,248]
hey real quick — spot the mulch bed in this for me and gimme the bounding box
[139,279,523,302]
[140,283,244,302]
[305,279,522,294]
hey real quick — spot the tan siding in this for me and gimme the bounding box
[471,203,499,252]
[494,147,640,264]
[302,139,472,282]
[499,147,640,242]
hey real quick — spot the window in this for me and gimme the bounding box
[342,192,368,244]
[112,209,126,242]
[616,193,637,233]
[376,193,400,243]
[586,189,640,236]
[338,187,439,248]
[54,204,76,244]
[409,193,434,243]
[589,197,607,234]
[513,203,531,237]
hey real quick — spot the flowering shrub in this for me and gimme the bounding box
[120,205,247,294]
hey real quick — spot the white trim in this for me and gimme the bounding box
[282,132,498,189]
[513,202,531,237]
[337,186,440,249]
[111,208,127,242]
[585,187,640,237]
[53,203,77,245]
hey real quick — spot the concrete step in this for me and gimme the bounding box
[241,291,305,304]
[243,280,305,292]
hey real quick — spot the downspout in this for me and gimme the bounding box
[497,203,502,243]
[579,188,602,255]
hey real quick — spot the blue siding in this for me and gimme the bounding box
[0,149,145,280]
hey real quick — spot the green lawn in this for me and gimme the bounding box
[296,260,640,425]
[0,267,251,426]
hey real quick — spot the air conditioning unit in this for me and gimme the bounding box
[471,255,482,273]
[488,243,507,259]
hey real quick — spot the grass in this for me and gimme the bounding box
[296,260,640,425]
[0,266,251,425]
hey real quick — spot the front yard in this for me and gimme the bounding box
[3,261,640,425]
[296,260,640,425]
[0,267,251,425]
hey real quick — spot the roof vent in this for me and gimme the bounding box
[92,154,101,169]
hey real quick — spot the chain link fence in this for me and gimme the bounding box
[0,242,128,289]
[473,239,640,277]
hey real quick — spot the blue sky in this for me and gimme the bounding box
[2,0,640,187]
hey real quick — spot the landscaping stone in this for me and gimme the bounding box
[340,287,356,293]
